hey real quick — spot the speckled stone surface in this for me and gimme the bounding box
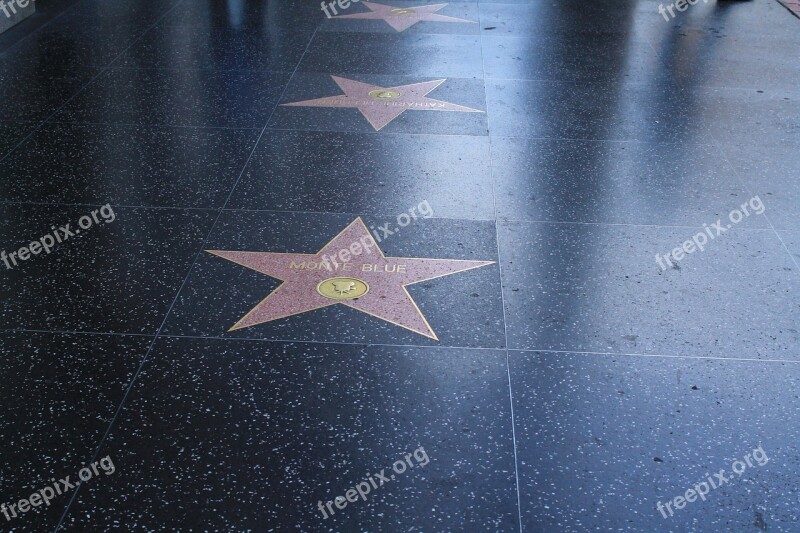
[481,33,665,84]
[778,232,800,270]
[498,220,800,359]
[0,0,90,57]
[227,130,493,219]
[0,0,798,530]
[299,32,483,78]
[485,78,693,141]
[688,87,800,144]
[326,1,476,33]
[0,332,149,531]
[0,204,215,334]
[59,338,519,531]
[118,25,314,71]
[157,0,324,31]
[163,211,504,348]
[0,0,34,35]
[0,121,35,160]
[0,68,96,123]
[269,72,487,135]
[69,0,183,28]
[490,137,770,227]
[54,68,293,128]
[0,123,261,208]
[478,1,651,36]
[722,137,800,232]
[630,0,798,37]
[509,351,800,532]
[652,32,800,92]
[2,11,151,74]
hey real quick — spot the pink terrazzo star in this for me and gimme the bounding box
[777,0,800,19]
[206,218,494,340]
[329,2,476,32]
[281,75,483,131]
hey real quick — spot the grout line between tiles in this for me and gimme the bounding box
[0,200,782,232]
[507,348,800,365]
[5,328,799,364]
[710,132,800,276]
[478,8,524,531]
[52,19,324,532]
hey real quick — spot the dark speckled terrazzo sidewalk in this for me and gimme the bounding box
[0,0,798,532]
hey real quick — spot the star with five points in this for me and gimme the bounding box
[206,218,494,340]
[281,75,483,131]
[328,2,476,32]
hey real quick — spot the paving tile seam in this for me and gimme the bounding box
[35,120,263,131]
[484,75,800,97]
[494,218,782,232]
[0,0,88,57]
[0,119,42,124]
[8,121,487,137]
[93,66,302,74]
[0,200,787,232]
[264,126,489,138]
[775,0,800,19]
[483,74,800,93]
[488,136,721,148]
[487,133,794,146]
[321,31,482,37]
[0,83,103,166]
[293,70,486,81]
[0,200,219,211]
[478,22,524,533]
[0,201,499,223]
[507,348,800,365]
[0,328,154,338]
[53,19,325,532]
[0,3,794,530]
[264,125,795,145]
[215,207,497,221]
[19,122,784,147]
[1,328,508,351]
[5,328,797,366]
[0,0,189,168]
[771,241,800,280]
[44,0,218,529]
[711,136,800,276]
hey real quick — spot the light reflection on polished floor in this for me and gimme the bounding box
[0,0,798,531]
